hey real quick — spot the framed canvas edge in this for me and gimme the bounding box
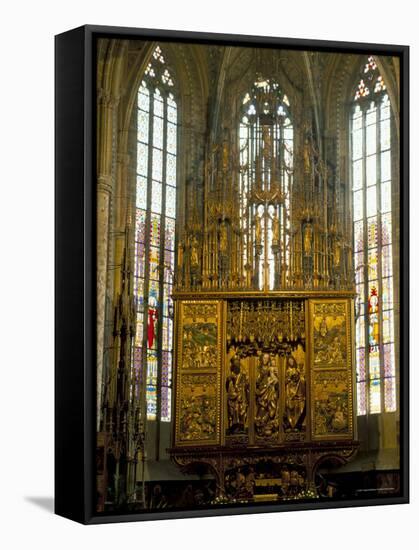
[86,495,409,525]
[54,24,410,526]
[60,23,410,53]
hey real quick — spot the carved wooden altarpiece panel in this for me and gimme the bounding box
[171,294,358,502]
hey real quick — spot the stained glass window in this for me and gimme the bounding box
[352,56,396,415]
[133,46,177,422]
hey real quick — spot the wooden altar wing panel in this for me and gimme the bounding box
[174,301,223,446]
[309,299,354,440]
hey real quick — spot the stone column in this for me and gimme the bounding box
[97,174,113,430]
[96,90,119,430]
[113,152,131,298]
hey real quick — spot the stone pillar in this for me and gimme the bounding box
[113,152,131,298]
[97,174,113,430]
[96,90,119,430]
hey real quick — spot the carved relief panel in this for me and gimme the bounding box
[312,370,350,437]
[309,300,354,440]
[224,456,309,502]
[312,302,347,367]
[177,374,218,442]
[174,301,222,446]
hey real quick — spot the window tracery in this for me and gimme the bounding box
[134,45,177,421]
[352,56,396,415]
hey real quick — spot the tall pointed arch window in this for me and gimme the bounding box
[134,46,177,421]
[239,77,293,290]
[351,56,396,416]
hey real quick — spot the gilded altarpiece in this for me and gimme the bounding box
[171,295,357,502]
[169,57,359,500]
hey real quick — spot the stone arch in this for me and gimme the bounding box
[215,48,305,135]
[324,52,400,178]
[318,53,400,249]
[112,41,210,245]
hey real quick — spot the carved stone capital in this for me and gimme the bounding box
[97,87,120,109]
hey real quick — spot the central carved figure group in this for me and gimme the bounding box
[226,352,306,439]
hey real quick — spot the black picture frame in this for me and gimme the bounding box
[55,24,409,524]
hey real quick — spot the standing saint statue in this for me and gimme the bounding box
[262,126,272,159]
[226,356,249,435]
[255,353,280,437]
[303,223,313,255]
[254,211,262,246]
[272,211,280,246]
[334,238,341,267]
[283,356,306,431]
[190,236,199,268]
